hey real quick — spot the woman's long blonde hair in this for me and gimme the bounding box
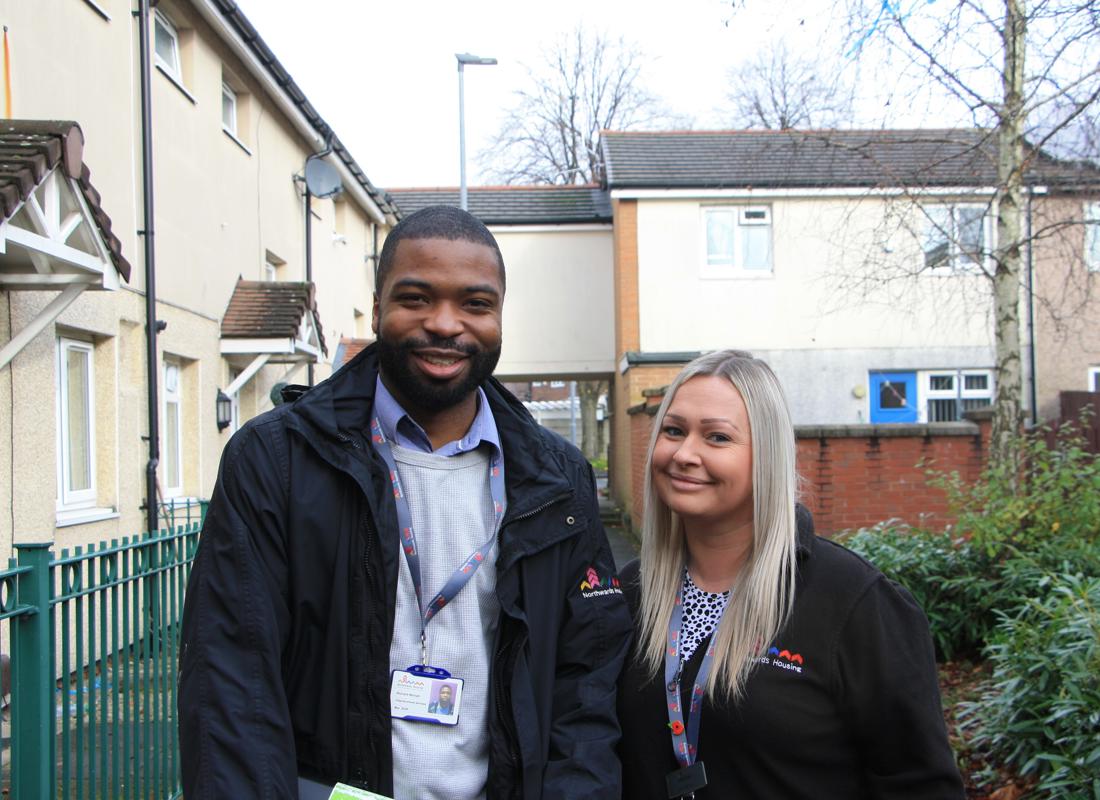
[636,349,798,702]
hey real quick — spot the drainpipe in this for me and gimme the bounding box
[304,184,313,387]
[1026,189,1038,425]
[303,136,334,387]
[135,0,160,535]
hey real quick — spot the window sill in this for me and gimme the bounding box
[56,507,120,529]
[155,62,197,105]
[222,128,252,155]
[82,0,111,20]
[699,271,775,281]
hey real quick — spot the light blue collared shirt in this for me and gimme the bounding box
[373,376,503,459]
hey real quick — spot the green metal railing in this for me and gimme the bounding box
[0,501,205,799]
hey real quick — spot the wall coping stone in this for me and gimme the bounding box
[795,421,981,439]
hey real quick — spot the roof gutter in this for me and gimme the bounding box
[190,0,388,227]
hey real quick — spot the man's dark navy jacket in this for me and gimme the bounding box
[178,344,633,799]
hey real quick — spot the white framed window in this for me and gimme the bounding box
[1085,201,1100,273]
[922,203,992,272]
[221,82,238,136]
[264,249,284,281]
[702,206,773,277]
[163,360,184,497]
[56,338,97,509]
[921,369,994,422]
[1089,366,1100,392]
[153,11,181,80]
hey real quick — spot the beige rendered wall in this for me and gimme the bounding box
[0,0,387,553]
[634,195,994,353]
[1031,195,1100,420]
[493,226,614,379]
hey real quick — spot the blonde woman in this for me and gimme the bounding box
[617,350,963,799]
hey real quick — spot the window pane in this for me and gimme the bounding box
[166,401,180,489]
[929,374,954,392]
[65,348,92,492]
[962,397,992,411]
[741,224,771,271]
[928,398,959,422]
[705,212,734,266]
[153,18,178,73]
[964,374,989,391]
[957,207,985,265]
[923,206,951,269]
[222,86,236,133]
[1086,203,1100,270]
[879,380,908,409]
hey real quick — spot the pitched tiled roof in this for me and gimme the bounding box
[0,120,131,281]
[221,279,327,355]
[601,129,1099,191]
[210,0,399,222]
[333,337,373,369]
[386,185,612,225]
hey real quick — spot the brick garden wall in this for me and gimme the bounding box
[626,391,992,536]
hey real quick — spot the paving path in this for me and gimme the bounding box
[604,524,639,571]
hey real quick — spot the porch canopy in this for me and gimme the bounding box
[219,279,327,396]
[0,120,131,370]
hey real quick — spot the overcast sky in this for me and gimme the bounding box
[231,0,873,189]
[230,0,978,191]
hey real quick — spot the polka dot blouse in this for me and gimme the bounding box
[679,571,732,662]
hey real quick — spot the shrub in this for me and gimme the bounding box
[958,574,1100,798]
[841,523,989,660]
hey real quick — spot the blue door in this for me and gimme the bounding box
[869,371,918,423]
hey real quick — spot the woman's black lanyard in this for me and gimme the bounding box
[662,576,721,799]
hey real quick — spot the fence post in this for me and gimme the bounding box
[13,542,55,798]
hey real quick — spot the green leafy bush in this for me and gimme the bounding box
[841,523,989,659]
[958,574,1100,798]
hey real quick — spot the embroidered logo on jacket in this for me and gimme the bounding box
[579,566,623,598]
[759,646,805,674]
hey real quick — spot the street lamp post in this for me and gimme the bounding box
[456,53,497,211]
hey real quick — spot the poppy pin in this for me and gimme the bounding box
[669,720,685,735]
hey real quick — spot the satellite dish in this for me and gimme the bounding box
[304,157,343,199]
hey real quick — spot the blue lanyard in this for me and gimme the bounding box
[370,416,506,663]
[664,576,723,770]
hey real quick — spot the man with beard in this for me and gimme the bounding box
[178,206,632,800]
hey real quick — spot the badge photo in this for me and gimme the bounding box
[389,668,463,726]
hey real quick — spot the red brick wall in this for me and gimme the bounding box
[626,393,992,536]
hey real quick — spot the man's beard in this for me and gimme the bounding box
[377,333,501,414]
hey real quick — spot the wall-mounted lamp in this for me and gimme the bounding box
[216,389,233,431]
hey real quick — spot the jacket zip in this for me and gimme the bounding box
[338,432,379,791]
[492,492,570,793]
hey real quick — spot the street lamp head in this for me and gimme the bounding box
[456,53,497,67]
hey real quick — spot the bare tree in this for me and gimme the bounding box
[726,41,856,129]
[728,1,1100,463]
[479,27,681,185]
[481,27,677,461]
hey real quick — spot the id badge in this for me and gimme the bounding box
[389,665,463,726]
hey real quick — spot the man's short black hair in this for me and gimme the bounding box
[375,205,506,294]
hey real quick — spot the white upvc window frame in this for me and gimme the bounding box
[162,360,184,498]
[1089,366,1100,392]
[921,203,993,274]
[919,368,994,422]
[701,205,773,278]
[1085,201,1100,273]
[152,10,182,80]
[221,82,238,137]
[56,337,97,510]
